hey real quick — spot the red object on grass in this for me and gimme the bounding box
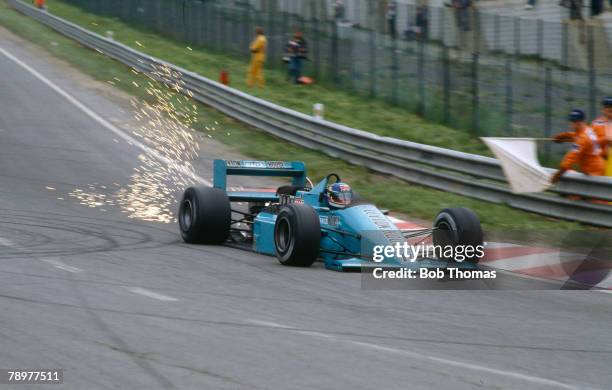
[220,69,229,85]
[298,76,314,85]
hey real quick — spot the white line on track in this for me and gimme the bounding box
[246,319,581,390]
[344,339,580,390]
[0,47,211,187]
[247,319,291,328]
[39,258,83,273]
[0,237,16,248]
[126,287,179,302]
[248,319,336,339]
[0,238,82,273]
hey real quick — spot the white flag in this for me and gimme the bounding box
[481,137,552,193]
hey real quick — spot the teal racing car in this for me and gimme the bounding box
[178,160,483,271]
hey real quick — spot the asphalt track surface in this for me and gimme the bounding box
[0,29,611,390]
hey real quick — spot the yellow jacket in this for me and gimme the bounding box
[249,35,267,63]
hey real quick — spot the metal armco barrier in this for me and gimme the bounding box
[10,0,612,227]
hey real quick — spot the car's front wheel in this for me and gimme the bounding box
[433,207,483,263]
[274,204,321,267]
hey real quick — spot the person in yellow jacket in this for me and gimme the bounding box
[591,97,612,176]
[247,27,267,88]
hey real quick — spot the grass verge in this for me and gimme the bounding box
[0,0,588,230]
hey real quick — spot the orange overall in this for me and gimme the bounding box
[560,127,605,176]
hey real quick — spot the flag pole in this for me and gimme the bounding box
[480,137,554,141]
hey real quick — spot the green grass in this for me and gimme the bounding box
[0,0,592,231]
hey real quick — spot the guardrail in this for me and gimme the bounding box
[10,0,612,227]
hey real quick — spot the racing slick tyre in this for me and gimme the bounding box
[179,187,231,244]
[433,207,483,263]
[274,204,321,267]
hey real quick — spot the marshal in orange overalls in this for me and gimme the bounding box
[559,126,605,177]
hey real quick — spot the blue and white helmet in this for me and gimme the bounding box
[327,182,353,208]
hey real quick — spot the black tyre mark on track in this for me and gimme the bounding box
[0,210,177,259]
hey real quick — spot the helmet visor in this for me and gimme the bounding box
[330,190,352,206]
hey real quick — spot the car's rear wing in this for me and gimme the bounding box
[213,160,307,202]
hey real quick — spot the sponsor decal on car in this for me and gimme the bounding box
[225,160,291,169]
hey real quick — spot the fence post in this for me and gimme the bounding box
[211,3,217,49]
[369,28,376,97]
[442,45,450,124]
[417,36,425,116]
[212,3,218,49]
[562,22,568,67]
[537,19,543,58]
[391,36,399,105]
[267,5,275,68]
[313,14,320,79]
[350,28,357,91]
[514,17,520,56]
[473,8,480,52]
[202,2,208,46]
[243,8,250,55]
[297,11,304,32]
[220,6,226,51]
[282,6,289,63]
[544,66,552,163]
[212,4,218,49]
[505,58,513,135]
[185,0,192,44]
[494,14,500,51]
[331,19,339,85]
[440,4,445,44]
[198,1,206,46]
[229,6,236,54]
[472,51,479,135]
[587,25,597,120]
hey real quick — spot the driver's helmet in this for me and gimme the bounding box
[327,182,353,208]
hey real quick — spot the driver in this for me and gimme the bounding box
[327,182,353,208]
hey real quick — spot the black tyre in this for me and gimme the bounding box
[274,204,321,267]
[178,187,231,244]
[433,207,483,263]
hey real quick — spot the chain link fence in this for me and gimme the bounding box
[61,0,612,161]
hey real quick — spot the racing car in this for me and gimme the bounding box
[178,160,483,271]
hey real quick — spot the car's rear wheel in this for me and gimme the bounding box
[179,187,230,244]
[433,207,483,263]
[274,204,320,266]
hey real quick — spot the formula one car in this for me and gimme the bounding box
[178,160,483,271]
